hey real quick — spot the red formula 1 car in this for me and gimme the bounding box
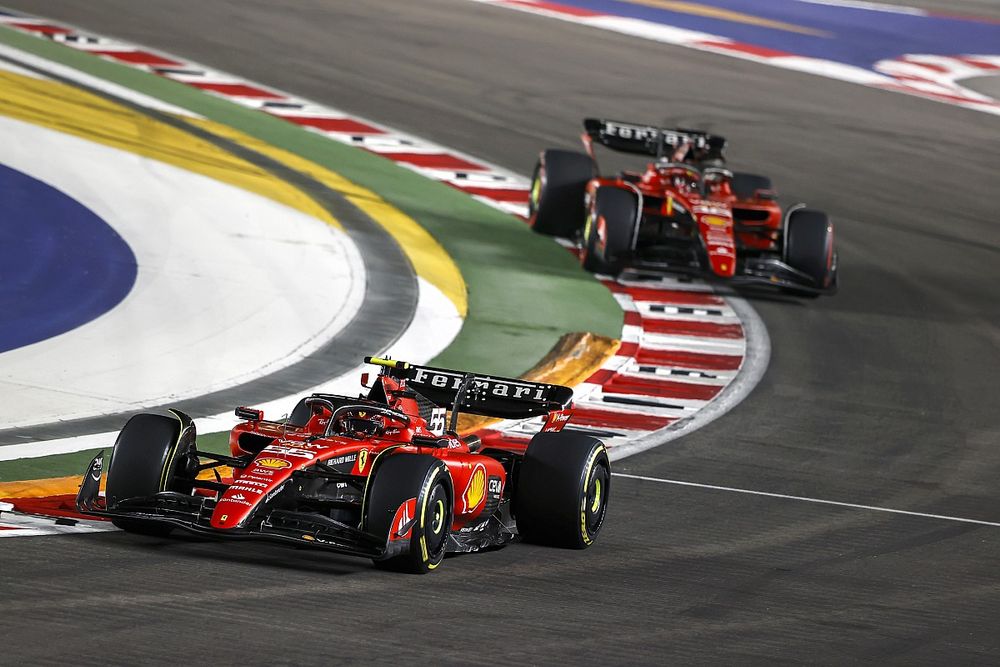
[529,118,837,296]
[77,357,610,573]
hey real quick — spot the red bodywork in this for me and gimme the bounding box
[75,359,590,567]
[581,132,783,278]
[217,372,549,545]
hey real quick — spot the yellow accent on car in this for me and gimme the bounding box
[591,478,602,513]
[579,446,605,545]
[367,357,411,370]
[463,466,486,512]
[432,499,445,534]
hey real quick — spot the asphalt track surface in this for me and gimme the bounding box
[3,1,999,662]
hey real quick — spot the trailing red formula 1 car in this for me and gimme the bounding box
[529,118,837,296]
[77,357,610,573]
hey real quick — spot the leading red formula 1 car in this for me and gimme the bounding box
[77,357,610,573]
[529,118,837,296]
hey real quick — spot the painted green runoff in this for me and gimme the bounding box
[0,26,622,376]
[0,27,622,481]
[0,433,231,485]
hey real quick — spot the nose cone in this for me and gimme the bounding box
[211,488,258,529]
[708,250,736,278]
[698,210,736,278]
[210,456,297,529]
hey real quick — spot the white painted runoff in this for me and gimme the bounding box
[0,275,463,461]
[0,114,366,429]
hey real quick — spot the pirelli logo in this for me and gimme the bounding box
[410,369,548,401]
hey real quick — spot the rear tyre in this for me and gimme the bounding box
[106,411,195,537]
[529,149,594,237]
[581,186,638,276]
[514,432,610,549]
[367,455,453,574]
[784,207,836,295]
[731,172,773,201]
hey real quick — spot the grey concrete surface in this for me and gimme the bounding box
[963,74,1000,99]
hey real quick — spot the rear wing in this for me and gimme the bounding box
[583,118,726,161]
[365,357,572,420]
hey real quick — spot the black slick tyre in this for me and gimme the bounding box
[514,432,610,549]
[105,411,195,537]
[731,172,774,201]
[581,186,638,276]
[367,454,453,574]
[784,207,836,294]
[529,149,594,237]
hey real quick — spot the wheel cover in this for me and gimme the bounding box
[425,483,449,555]
[585,463,609,535]
[431,498,445,534]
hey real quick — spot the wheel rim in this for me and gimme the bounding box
[585,463,609,535]
[529,171,541,210]
[425,483,449,555]
[431,498,445,534]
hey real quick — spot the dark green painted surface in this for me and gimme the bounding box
[0,433,232,484]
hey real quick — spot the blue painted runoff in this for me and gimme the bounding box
[536,0,1000,70]
[0,163,137,353]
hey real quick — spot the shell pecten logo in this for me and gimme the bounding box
[462,464,487,513]
[256,457,290,470]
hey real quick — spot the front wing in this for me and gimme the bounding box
[77,453,387,558]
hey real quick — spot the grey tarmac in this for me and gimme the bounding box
[1,0,998,663]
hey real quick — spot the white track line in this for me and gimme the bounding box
[614,473,1000,528]
[0,43,201,117]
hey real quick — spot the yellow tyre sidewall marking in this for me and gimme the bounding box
[579,446,606,545]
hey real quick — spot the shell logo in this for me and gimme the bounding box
[256,457,290,470]
[462,464,487,513]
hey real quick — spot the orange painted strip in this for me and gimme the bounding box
[0,467,232,501]
[0,475,90,499]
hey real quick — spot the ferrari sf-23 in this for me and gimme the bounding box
[78,357,610,573]
[529,118,838,296]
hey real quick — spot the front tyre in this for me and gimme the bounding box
[514,432,610,549]
[581,186,638,276]
[529,149,594,237]
[367,455,453,574]
[105,410,196,537]
[784,207,837,295]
